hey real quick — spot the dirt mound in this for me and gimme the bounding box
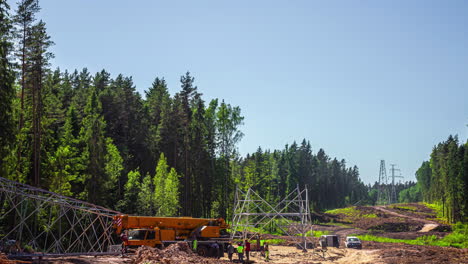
[365,221,424,232]
[387,203,438,221]
[132,243,230,264]
[348,214,424,232]
[364,241,468,264]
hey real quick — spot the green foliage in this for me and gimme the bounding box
[357,223,468,248]
[46,145,76,196]
[0,0,15,175]
[104,138,123,202]
[424,203,446,222]
[434,222,468,248]
[309,230,330,237]
[325,206,377,219]
[138,173,154,215]
[118,170,141,214]
[417,136,468,223]
[389,204,418,211]
[163,168,180,216]
[398,184,422,203]
[357,234,416,244]
[325,207,358,215]
[121,153,182,216]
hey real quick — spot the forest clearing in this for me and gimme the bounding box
[1,1,467,263]
[5,203,464,264]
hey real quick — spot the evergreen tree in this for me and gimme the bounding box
[216,99,244,218]
[27,20,53,186]
[13,0,39,137]
[101,74,148,175]
[0,0,15,175]
[47,104,84,196]
[188,95,209,217]
[417,135,468,222]
[46,145,77,196]
[144,77,171,176]
[416,161,431,201]
[78,89,107,203]
[172,72,200,216]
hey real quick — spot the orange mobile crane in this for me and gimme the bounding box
[113,215,230,257]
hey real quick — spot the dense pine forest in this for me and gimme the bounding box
[1,1,466,223]
[415,135,468,223]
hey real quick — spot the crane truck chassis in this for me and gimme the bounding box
[113,215,231,258]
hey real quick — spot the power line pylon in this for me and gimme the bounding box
[0,176,119,255]
[231,185,313,251]
[389,164,404,204]
[377,160,390,205]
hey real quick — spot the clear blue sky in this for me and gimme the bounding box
[14,0,468,183]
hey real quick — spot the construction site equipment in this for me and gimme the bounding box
[113,215,230,257]
[319,235,340,248]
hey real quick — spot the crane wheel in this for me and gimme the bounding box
[197,245,209,257]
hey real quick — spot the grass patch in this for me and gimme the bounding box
[357,223,468,249]
[389,204,417,211]
[325,207,358,215]
[357,234,416,244]
[304,230,330,237]
[362,213,378,218]
[312,230,330,237]
[318,222,353,228]
[424,203,446,222]
[325,206,377,220]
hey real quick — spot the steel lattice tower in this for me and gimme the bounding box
[389,164,404,204]
[377,160,390,205]
[0,176,120,256]
[231,185,313,251]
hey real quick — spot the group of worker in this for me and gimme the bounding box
[226,239,269,263]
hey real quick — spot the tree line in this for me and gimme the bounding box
[1,0,371,219]
[233,142,369,211]
[416,135,468,223]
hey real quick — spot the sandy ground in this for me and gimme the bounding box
[23,243,468,264]
[35,246,382,264]
[230,246,381,264]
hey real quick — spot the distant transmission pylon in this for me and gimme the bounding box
[389,164,404,204]
[377,160,390,205]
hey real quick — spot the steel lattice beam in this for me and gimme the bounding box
[231,185,313,251]
[0,177,120,255]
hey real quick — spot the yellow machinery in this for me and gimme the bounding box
[113,215,230,257]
